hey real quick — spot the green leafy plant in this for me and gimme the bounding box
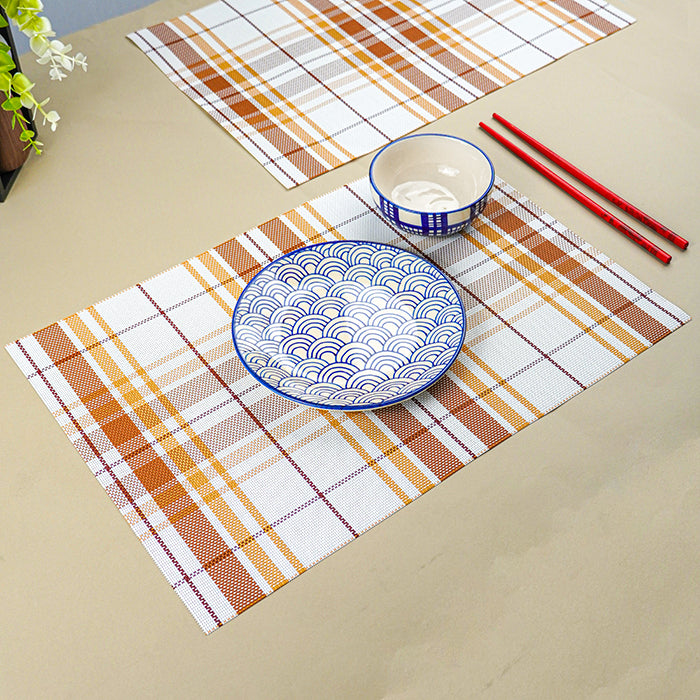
[0,0,87,155]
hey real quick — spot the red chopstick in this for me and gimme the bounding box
[478,122,672,265]
[492,113,689,251]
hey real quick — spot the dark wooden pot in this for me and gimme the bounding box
[0,104,30,173]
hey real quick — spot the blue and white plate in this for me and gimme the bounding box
[231,240,466,411]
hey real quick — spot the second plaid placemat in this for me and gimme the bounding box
[129,0,634,187]
[7,177,688,632]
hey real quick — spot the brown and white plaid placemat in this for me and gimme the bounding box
[129,0,634,187]
[7,177,688,633]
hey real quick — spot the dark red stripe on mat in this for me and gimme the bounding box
[27,326,260,628]
[489,200,675,344]
[549,0,620,35]
[137,283,359,539]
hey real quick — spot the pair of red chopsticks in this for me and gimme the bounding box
[479,114,689,264]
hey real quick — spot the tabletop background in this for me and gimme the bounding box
[2,0,698,697]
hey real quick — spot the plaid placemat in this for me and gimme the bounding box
[128,0,634,187]
[7,177,688,633]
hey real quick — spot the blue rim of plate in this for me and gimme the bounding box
[368,133,496,217]
[231,240,467,411]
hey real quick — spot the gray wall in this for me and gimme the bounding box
[33,0,159,37]
[10,0,158,53]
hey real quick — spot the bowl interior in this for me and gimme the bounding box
[371,135,493,212]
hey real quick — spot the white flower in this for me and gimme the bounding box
[48,66,66,81]
[43,109,60,131]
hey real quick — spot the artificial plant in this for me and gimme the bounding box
[0,0,86,155]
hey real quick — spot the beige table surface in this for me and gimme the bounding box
[1,0,698,697]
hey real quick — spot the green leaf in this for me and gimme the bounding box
[6,0,20,19]
[25,138,42,153]
[19,128,35,141]
[32,15,51,34]
[1,96,21,110]
[11,72,33,93]
[0,51,16,71]
[0,15,8,28]
[19,0,45,10]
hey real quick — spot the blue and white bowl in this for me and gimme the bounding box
[231,240,466,411]
[369,133,495,236]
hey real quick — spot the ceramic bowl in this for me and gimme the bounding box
[231,240,466,411]
[369,133,495,236]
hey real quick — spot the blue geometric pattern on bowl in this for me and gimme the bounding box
[231,240,466,411]
[374,195,490,236]
[369,134,495,236]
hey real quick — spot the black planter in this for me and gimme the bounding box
[0,8,36,202]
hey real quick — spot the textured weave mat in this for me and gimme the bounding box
[129,0,634,187]
[7,177,688,633]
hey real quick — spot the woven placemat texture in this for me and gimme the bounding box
[129,0,634,186]
[7,177,688,633]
